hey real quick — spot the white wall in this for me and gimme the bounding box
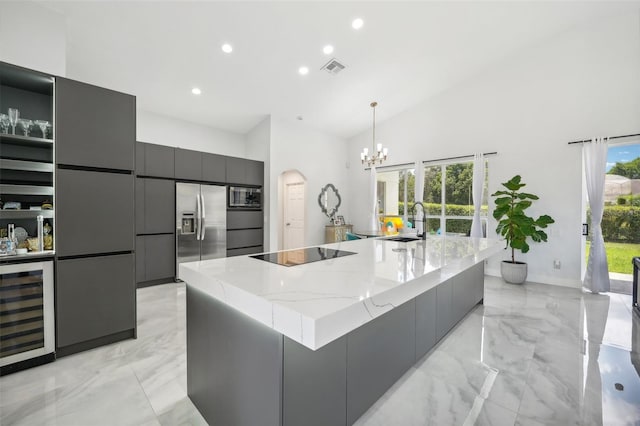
[246,117,272,249]
[269,118,350,251]
[137,109,246,157]
[346,11,640,287]
[0,2,66,76]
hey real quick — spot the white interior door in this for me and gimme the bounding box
[284,182,305,249]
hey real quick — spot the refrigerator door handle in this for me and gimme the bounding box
[195,193,202,241]
[201,192,207,241]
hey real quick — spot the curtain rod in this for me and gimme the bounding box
[364,151,498,170]
[567,133,640,145]
[422,151,497,165]
[364,151,497,171]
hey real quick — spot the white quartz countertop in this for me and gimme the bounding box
[180,236,503,350]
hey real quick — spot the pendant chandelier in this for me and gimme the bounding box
[360,101,388,167]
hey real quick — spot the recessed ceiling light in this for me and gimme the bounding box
[352,18,364,30]
[221,43,233,53]
[191,87,202,95]
[323,45,334,55]
[298,66,309,75]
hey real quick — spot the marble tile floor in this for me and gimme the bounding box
[1,276,639,425]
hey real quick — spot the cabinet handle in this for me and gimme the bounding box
[286,223,291,226]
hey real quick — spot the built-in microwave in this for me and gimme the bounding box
[228,186,262,209]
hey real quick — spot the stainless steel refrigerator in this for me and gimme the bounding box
[176,183,227,279]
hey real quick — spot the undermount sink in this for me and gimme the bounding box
[384,236,421,242]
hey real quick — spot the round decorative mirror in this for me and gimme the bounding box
[318,183,341,220]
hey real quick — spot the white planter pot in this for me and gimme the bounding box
[500,261,527,284]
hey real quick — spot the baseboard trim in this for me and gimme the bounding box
[56,329,135,358]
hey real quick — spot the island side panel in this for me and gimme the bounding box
[283,336,347,426]
[346,299,416,425]
[186,286,283,426]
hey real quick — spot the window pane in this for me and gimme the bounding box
[423,165,442,216]
[445,219,472,236]
[482,160,489,212]
[376,171,398,215]
[445,163,473,217]
[426,217,441,234]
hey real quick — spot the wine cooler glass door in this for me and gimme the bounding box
[0,261,54,368]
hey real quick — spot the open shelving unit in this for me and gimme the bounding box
[0,62,55,247]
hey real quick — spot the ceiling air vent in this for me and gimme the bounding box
[321,58,346,75]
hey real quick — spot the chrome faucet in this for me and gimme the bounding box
[410,202,427,240]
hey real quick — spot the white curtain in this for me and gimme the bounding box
[414,161,425,235]
[470,153,485,238]
[369,166,379,231]
[583,137,610,293]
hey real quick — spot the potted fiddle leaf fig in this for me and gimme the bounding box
[492,175,554,284]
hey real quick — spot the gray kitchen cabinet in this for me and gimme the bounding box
[135,142,145,175]
[227,210,263,230]
[473,262,485,304]
[175,148,202,181]
[136,236,146,283]
[245,159,264,186]
[227,246,264,257]
[435,277,454,341]
[202,152,226,183]
[56,78,135,171]
[225,157,245,184]
[56,254,135,349]
[346,300,416,425]
[227,228,263,249]
[415,286,437,361]
[137,142,175,178]
[136,177,175,234]
[225,157,264,186]
[56,169,134,257]
[136,234,175,283]
[283,337,347,426]
[452,269,469,324]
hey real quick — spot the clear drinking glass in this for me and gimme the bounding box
[0,113,9,134]
[8,108,19,135]
[18,119,33,137]
[34,120,51,139]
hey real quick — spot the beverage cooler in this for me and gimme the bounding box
[0,260,55,375]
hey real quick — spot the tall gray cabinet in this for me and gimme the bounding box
[135,142,176,286]
[55,78,136,357]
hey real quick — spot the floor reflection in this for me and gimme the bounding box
[1,276,639,425]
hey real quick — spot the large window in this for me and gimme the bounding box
[376,167,415,224]
[375,160,488,235]
[423,160,488,236]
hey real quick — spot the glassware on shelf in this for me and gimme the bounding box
[0,113,9,134]
[18,118,33,137]
[8,108,19,135]
[34,120,51,139]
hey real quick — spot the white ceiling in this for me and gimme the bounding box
[41,1,638,138]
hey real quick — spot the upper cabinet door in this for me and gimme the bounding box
[225,157,264,186]
[202,152,226,183]
[175,148,202,181]
[56,78,135,171]
[142,142,175,178]
[245,159,264,186]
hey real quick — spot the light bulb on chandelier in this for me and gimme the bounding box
[361,101,388,166]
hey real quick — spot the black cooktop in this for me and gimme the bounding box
[250,247,357,267]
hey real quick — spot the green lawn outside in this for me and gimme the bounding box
[586,241,640,275]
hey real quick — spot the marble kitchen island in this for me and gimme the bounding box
[180,236,503,426]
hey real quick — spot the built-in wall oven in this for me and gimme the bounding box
[228,186,262,209]
[0,260,55,375]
